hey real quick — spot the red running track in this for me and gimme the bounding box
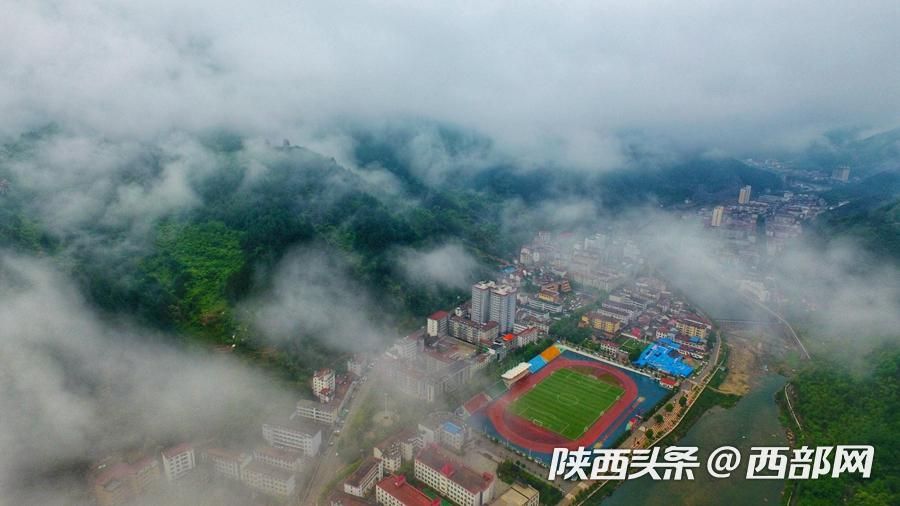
[486,357,638,453]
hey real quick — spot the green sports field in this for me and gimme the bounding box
[509,368,624,440]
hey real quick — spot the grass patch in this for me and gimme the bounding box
[509,368,624,440]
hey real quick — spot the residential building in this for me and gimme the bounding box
[205,448,250,481]
[491,484,539,506]
[419,414,469,453]
[674,316,711,339]
[739,185,752,204]
[470,281,517,333]
[415,446,495,506]
[389,331,423,359]
[374,441,403,473]
[448,316,498,345]
[525,297,562,314]
[427,310,450,337]
[377,475,439,506]
[160,443,195,481]
[330,490,378,506]
[387,362,437,402]
[348,355,366,377]
[313,368,336,403]
[90,456,161,506]
[262,419,323,456]
[92,463,138,506]
[580,312,622,334]
[253,446,303,473]
[489,284,517,333]
[514,327,540,348]
[241,461,296,498]
[710,206,724,227]
[471,281,493,324]
[343,457,384,497]
[295,398,340,425]
[832,166,850,182]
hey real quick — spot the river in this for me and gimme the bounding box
[602,374,788,505]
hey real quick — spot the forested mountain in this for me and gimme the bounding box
[790,345,900,505]
[353,125,785,209]
[0,130,510,346]
[799,127,900,176]
[812,171,900,263]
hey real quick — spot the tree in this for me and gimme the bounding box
[654,414,664,424]
[645,429,654,440]
[678,396,687,407]
[665,403,674,413]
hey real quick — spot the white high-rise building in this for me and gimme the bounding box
[160,444,195,481]
[489,284,517,333]
[710,206,724,227]
[470,282,492,324]
[738,185,752,204]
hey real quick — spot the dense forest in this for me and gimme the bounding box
[812,171,900,263]
[354,125,786,209]
[788,345,900,505]
[0,129,515,382]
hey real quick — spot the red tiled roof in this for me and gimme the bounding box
[416,446,493,493]
[429,310,449,320]
[377,475,437,506]
[463,393,490,415]
[161,443,192,459]
[93,463,133,486]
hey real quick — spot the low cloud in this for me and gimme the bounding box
[0,253,296,505]
[241,248,389,350]
[397,243,479,290]
[631,209,900,357]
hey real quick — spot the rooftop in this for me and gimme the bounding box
[329,490,377,506]
[492,483,540,506]
[345,457,381,487]
[161,442,192,459]
[429,310,450,320]
[254,446,304,461]
[416,446,493,493]
[462,393,491,415]
[377,475,438,506]
[244,461,294,481]
[268,416,327,435]
[206,447,244,462]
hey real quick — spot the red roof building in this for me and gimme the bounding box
[376,475,439,506]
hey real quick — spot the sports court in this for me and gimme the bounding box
[508,367,624,440]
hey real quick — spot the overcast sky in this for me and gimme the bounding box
[2,0,899,167]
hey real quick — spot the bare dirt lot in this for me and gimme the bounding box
[717,322,797,395]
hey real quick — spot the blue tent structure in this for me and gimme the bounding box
[634,340,694,377]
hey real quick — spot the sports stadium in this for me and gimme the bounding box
[473,344,668,464]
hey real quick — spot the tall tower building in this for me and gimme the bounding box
[489,284,517,333]
[471,281,493,324]
[832,166,850,182]
[738,185,752,204]
[710,206,724,227]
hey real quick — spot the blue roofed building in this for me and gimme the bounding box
[633,341,694,377]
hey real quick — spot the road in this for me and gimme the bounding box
[298,357,388,506]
